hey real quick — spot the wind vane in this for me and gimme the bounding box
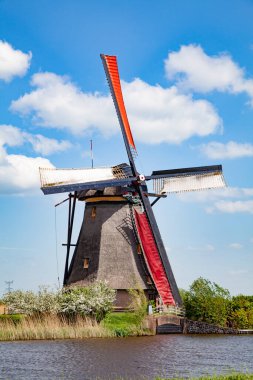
[39,55,225,307]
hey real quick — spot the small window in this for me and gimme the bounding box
[91,206,96,219]
[147,276,152,285]
[137,244,142,255]
[83,258,89,269]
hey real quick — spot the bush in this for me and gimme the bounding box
[229,295,253,329]
[59,282,116,321]
[3,282,116,322]
[3,287,59,315]
[182,277,231,327]
[181,278,253,329]
[0,314,24,325]
[128,288,148,325]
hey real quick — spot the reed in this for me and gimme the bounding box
[0,314,115,341]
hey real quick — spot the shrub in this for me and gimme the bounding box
[59,282,116,321]
[3,287,59,315]
[128,288,148,325]
[229,295,253,329]
[0,314,24,325]
[3,282,116,322]
[182,277,231,327]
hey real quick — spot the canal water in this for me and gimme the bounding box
[0,335,252,379]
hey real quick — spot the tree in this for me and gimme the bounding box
[229,295,253,329]
[182,277,231,327]
[3,282,116,321]
[2,287,59,315]
[58,282,116,321]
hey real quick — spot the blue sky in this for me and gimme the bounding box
[0,0,252,296]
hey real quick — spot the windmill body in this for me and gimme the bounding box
[65,187,156,307]
[40,55,226,308]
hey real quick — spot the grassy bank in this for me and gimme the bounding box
[156,375,253,380]
[0,312,152,340]
[0,314,114,340]
[102,311,153,337]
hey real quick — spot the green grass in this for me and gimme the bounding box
[102,312,153,337]
[0,314,24,324]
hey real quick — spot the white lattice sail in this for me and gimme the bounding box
[154,172,226,194]
[40,167,118,189]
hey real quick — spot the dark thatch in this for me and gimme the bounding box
[66,195,154,295]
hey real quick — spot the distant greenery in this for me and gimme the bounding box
[229,295,253,329]
[181,277,253,329]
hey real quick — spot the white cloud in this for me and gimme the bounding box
[178,187,253,203]
[228,269,248,276]
[0,153,54,194]
[11,72,222,144]
[122,80,221,144]
[0,125,73,194]
[11,72,116,136]
[24,133,72,156]
[0,124,71,156]
[177,186,253,215]
[229,243,243,250]
[165,44,253,103]
[0,41,32,82]
[210,200,253,214]
[187,244,215,252]
[200,141,253,159]
[0,124,24,147]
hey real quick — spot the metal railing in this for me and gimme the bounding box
[155,305,185,317]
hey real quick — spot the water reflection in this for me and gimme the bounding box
[0,335,252,379]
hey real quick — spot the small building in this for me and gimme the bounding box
[0,303,8,314]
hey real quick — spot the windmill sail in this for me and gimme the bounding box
[151,165,226,194]
[101,54,184,306]
[134,209,175,305]
[39,164,134,194]
[101,55,137,167]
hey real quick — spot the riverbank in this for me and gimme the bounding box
[2,312,251,341]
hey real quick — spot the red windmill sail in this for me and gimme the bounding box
[101,55,136,156]
[134,210,176,305]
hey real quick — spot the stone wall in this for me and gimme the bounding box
[182,319,238,334]
[142,315,183,334]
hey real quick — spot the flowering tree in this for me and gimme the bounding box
[3,287,59,315]
[3,282,116,321]
[59,282,116,321]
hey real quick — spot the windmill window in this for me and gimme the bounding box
[137,244,142,255]
[91,206,96,219]
[83,258,89,269]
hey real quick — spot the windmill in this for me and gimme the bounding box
[40,55,225,308]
